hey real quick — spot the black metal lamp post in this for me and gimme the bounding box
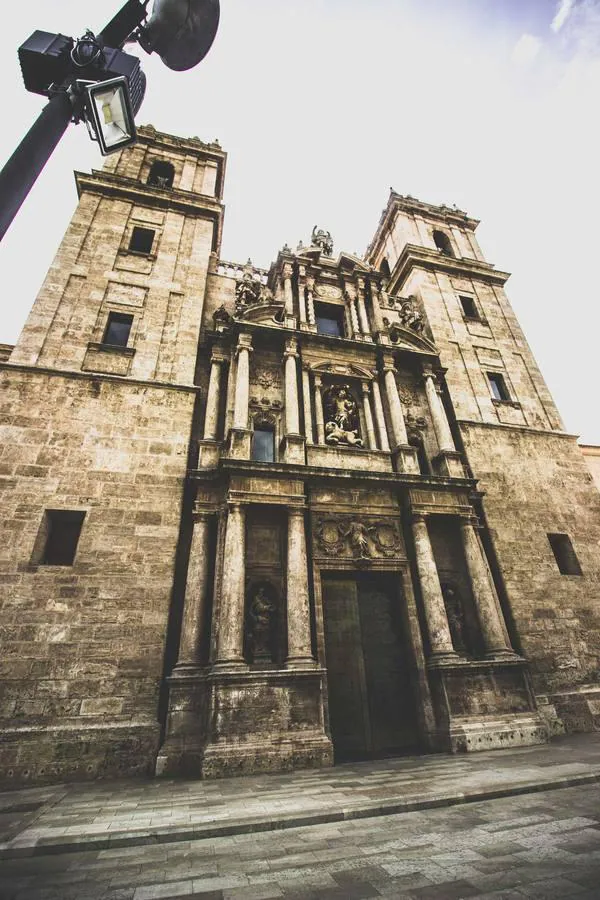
[0,0,220,242]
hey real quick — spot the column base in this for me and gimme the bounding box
[282,433,306,465]
[212,658,249,673]
[225,427,251,460]
[434,450,466,478]
[392,444,420,474]
[427,650,465,668]
[485,648,519,661]
[196,439,221,469]
[286,656,317,670]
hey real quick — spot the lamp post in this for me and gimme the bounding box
[0,0,220,243]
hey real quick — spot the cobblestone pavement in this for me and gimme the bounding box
[2,735,600,857]
[1,783,600,900]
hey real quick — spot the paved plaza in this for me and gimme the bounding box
[1,735,600,899]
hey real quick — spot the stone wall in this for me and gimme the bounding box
[0,367,196,783]
[460,422,600,694]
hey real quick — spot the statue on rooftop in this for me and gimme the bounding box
[311,226,334,257]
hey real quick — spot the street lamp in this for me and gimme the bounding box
[0,0,220,242]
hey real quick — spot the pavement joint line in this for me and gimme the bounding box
[1,769,600,860]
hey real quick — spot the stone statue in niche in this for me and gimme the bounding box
[323,384,363,447]
[441,582,467,654]
[311,226,334,257]
[398,296,425,333]
[246,582,278,664]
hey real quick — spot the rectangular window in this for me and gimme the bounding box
[547,533,582,576]
[40,510,86,566]
[459,295,479,319]
[103,312,133,348]
[487,372,510,402]
[252,426,275,462]
[129,226,155,254]
[315,303,345,338]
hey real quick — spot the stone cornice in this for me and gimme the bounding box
[366,191,480,263]
[75,171,223,219]
[457,419,578,441]
[194,457,477,492]
[135,125,226,163]
[389,244,511,292]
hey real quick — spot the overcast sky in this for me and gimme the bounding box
[1,0,599,442]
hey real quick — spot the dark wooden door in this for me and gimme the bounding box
[322,573,418,761]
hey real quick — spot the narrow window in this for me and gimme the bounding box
[459,295,478,319]
[433,230,454,257]
[380,258,391,277]
[252,426,275,462]
[103,312,133,348]
[487,372,510,402]
[548,533,582,576]
[40,510,86,566]
[129,226,155,254]
[147,160,175,189]
[315,302,345,337]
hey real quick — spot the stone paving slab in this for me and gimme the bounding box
[1,734,600,860]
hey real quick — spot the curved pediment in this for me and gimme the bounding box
[310,360,374,380]
[388,324,439,356]
[235,300,285,326]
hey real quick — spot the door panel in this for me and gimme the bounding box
[321,577,370,759]
[322,573,419,760]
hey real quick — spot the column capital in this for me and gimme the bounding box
[192,505,214,522]
[282,262,293,279]
[411,511,428,525]
[297,264,306,277]
[288,505,306,517]
[361,380,371,395]
[460,514,481,529]
[210,350,227,366]
[236,332,253,351]
[313,372,323,388]
[382,359,397,375]
[284,337,299,357]
[305,275,315,291]
[343,284,357,301]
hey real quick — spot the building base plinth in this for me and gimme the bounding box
[225,427,252,459]
[446,713,550,753]
[433,450,465,478]
[392,444,420,474]
[282,433,306,465]
[541,685,600,735]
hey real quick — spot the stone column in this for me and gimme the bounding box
[284,338,300,435]
[314,374,325,444]
[424,371,455,453]
[203,354,224,440]
[225,350,236,433]
[305,276,316,326]
[383,361,409,447]
[214,503,247,668]
[369,279,387,340]
[371,377,391,452]
[233,334,252,430]
[460,518,514,657]
[176,510,212,667]
[297,265,307,326]
[283,263,294,318]
[356,279,373,341]
[302,368,314,444]
[412,514,457,660]
[361,382,377,450]
[286,507,315,667]
[347,293,361,338]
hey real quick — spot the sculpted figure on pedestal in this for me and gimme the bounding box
[323,384,363,447]
[311,225,334,257]
[246,583,278,664]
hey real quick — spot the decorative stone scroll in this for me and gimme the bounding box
[314,516,402,561]
[235,272,275,313]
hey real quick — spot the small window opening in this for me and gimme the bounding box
[380,258,391,277]
[487,372,510,402]
[147,160,175,189]
[315,302,345,338]
[103,312,133,348]
[252,425,275,462]
[433,230,454,257]
[459,295,478,319]
[129,226,155,254]
[548,533,582,576]
[40,510,86,566]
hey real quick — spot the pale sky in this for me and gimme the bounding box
[1,1,599,442]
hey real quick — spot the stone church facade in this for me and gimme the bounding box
[1,126,599,784]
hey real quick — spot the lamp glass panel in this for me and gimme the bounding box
[92,84,132,149]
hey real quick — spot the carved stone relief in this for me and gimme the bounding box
[315,283,342,301]
[314,516,402,561]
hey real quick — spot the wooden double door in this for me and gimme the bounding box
[321,572,419,761]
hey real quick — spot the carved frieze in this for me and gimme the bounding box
[315,283,342,301]
[314,516,402,561]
